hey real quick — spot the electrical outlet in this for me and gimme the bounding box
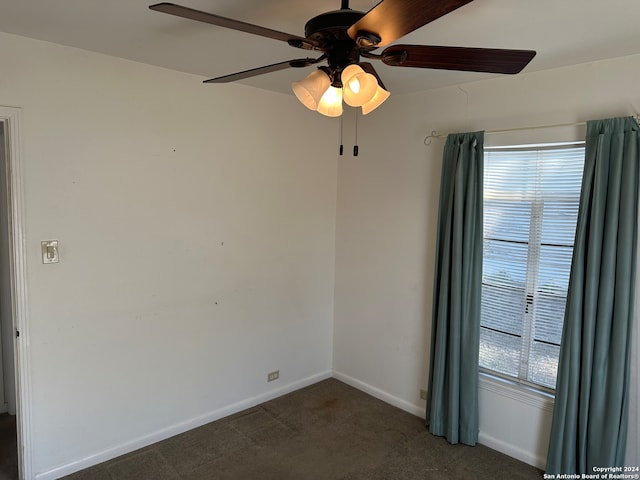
[267,370,279,382]
[420,389,427,400]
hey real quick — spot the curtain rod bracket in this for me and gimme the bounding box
[424,130,440,146]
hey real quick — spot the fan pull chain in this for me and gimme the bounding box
[339,115,344,156]
[353,109,359,156]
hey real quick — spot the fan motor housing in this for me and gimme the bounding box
[304,9,365,44]
[305,9,365,71]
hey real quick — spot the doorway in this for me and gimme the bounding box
[0,107,29,480]
[0,118,18,479]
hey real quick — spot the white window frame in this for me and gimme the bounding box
[480,142,585,393]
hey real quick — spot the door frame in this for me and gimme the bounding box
[1,106,32,480]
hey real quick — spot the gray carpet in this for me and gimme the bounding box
[60,379,542,480]
[0,413,18,480]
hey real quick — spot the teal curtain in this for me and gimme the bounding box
[426,131,484,446]
[547,117,640,474]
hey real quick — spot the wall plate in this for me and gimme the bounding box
[41,240,59,264]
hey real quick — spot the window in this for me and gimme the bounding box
[479,143,585,390]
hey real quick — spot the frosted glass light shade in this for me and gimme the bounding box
[361,85,391,115]
[292,70,331,111]
[341,64,377,107]
[317,86,343,117]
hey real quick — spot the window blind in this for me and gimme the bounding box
[480,144,585,390]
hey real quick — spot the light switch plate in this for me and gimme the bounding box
[41,240,59,264]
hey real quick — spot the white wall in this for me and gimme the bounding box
[0,32,339,478]
[333,53,640,468]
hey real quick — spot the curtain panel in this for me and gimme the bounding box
[426,131,484,446]
[547,116,640,474]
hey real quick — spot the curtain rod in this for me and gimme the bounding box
[423,115,640,146]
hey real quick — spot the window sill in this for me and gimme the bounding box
[479,372,555,412]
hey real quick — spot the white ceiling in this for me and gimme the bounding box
[1,0,640,95]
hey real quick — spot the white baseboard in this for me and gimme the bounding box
[35,370,332,480]
[479,431,546,470]
[332,370,425,418]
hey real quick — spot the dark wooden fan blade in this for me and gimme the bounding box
[149,3,319,50]
[382,45,536,74]
[347,0,474,48]
[203,58,320,83]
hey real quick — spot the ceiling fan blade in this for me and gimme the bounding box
[382,45,536,74]
[203,58,321,83]
[149,3,319,50]
[347,0,474,48]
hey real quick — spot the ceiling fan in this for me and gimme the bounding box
[149,0,536,117]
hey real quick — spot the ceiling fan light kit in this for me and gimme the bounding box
[361,85,391,115]
[292,69,332,111]
[317,86,344,117]
[150,0,537,118]
[340,64,379,107]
